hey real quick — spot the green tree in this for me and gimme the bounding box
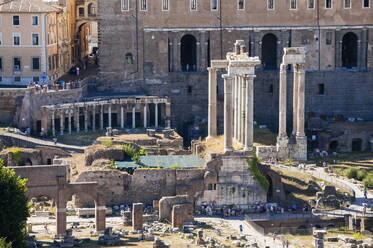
[0,160,29,248]
[0,238,12,248]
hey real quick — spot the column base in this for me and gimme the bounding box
[206,135,217,141]
[224,147,234,152]
[294,135,307,161]
[276,135,289,148]
[243,146,253,152]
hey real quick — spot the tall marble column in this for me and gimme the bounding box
[237,76,242,142]
[68,110,72,134]
[223,74,234,152]
[75,107,80,133]
[143,104,147,128]
[240,75,246,144]
[277,63,288,146]
[155,103,159,127]
[100,104,104,130]
[108,104,112,128]
[244,75,255,151]
[52,111,56,136]
[234,76,239,140]
[292,64,299,136]
[296,64,306,137]
[60,111,64,135]
[207,67,217,139]
[92,105,96,132]
[84,107,88,132]
[132,106,136,129]
[165,102,171,128]
[121,106,124,128]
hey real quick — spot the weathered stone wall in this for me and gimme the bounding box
[0,88,28,125]
[84,145,126,166]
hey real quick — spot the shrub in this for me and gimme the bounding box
[101,140,113,147]
[356,170,367,181]
[108,160,116,170]
[9,148,22,165]
[170,164,180,169]
[0,238,12,248]
[362,173,373,188]
[247,157,270,192]
[284,158,294,165]
[121,145,142,164]
[138,149,147,156]
[343,168,358,179]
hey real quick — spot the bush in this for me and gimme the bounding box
[170,164,180,169]
[284,158,294,165]
[247,157,270,192]
[121,145,142,164]
[362,173,373,188]
[343,168,358,179]
[101,140,113,147]
[356,170,367,181]
[0,238,12,248]
[108,160,116,170]
[9,148,22,165]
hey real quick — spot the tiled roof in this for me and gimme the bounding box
[0,0,58,13]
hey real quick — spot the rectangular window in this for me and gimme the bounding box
[14,76,21,82]
[32,57,40,70]
[363,0,370,7]
[191,0,197,10]
[162,0,169,10]
[325,31,332,45]
[13,57,21,71]
[268,0,275,9]
[13,33,20,46]
[121,0,129,11]
[79,7,84,16]
[238,0,245,9]
[0,57,2,71]
[32,33,39,45]
[0,77,2,82]
[318,84,325,95]
[325,0,332,8]
[32,16,38,26]
[308,0,315,8]
[211,0,218,10]
[290,0,297,9]
[13,15,20,26]
[344,0,351,8]
[140,0,147,11]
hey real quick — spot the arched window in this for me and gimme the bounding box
[261,33,278,70]
[180,34,197,72]
[125,53,133,65]
[342,32,358,68]
[88,3,96,16]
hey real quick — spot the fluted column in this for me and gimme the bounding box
[108,104,112,128]
[121,105,124,128]
[84,107,88,132]
[100,104,104,130]
[52,111,56,136]
[60,111,64,135]
[292,64,299,136]
[155,103,159,127]
[68,110,72,134]
[237,76,242,142]
[207,67,217,139]
[233,76,238,139]
[92,105,96,131]
[277,63,288,146]
[75,107,80,133]
[143,104,147,128]
[132,106,136,129]
[244,75,255,151]
[165,102,171,128]
[296,64,306,137]
[223,74,234,152]
[240,75,246,144]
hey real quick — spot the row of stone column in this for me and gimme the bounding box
[277,63,306,147]
[48,102,170,136]
[207,68,255,152]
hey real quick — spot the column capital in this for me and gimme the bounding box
[222,74,234,80]
[207,67,217,72]
[280,63,287,72]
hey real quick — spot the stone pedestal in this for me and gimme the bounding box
[95,206,106,232]
[294,135,307,161]
[171,204,185,230]
[56,207,67,236]
[132,203,143,231]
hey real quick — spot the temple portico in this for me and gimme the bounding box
[207,40,261,152]
[40,96,171,136]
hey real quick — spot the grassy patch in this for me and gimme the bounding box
[247,156,269,192]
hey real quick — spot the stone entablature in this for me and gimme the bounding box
[40,96,171,137]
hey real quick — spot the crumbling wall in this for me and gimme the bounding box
[84,145,125,166]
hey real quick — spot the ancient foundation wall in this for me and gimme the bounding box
[0,88,28,125]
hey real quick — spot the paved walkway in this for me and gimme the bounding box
[0,132,86,152]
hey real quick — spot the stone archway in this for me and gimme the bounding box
[342,32,358,68]
[180,34,197,72]
[261,33,278,70]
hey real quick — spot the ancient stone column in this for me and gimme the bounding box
[132,203,143,231]
[234,76,239,140]
[240,75,246,144]
[296,64,306,137]
[56,206,67,236]
[277,63,288,146]
[84,107,88,132]
[68,110,72,134]
[155,103,159,127]
[60,111,64,135]
[172,204,185,230]
[244,75,255,151]
[165,102,171,128]
[120,106,124,128]
[52,111,56,136]
[95,205,106,232]
[233,75,237,139]
[75,107,80,133]
[223,74,234,152]
[207,67,217,139]
[108,104,112,128]
[143,105,147,128]
[237,76,242,142]
[292,64,299,136]
[100,104,104,130]
[132,106,136,129]
[92,105,96,132]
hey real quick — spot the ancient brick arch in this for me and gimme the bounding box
[10,165,106,236]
